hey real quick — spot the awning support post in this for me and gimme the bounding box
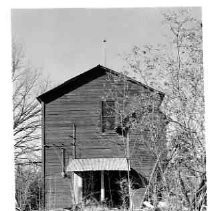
[101,170,105,202]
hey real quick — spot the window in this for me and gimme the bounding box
[101,100,115,132]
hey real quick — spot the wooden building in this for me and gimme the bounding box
[37,65,168,210]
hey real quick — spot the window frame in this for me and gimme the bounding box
[101,100,115,132]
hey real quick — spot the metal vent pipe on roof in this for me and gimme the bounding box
[103,39,107,67]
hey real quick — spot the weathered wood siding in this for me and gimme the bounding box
[43,71,166,209]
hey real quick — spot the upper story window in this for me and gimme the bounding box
[101,100,115,132]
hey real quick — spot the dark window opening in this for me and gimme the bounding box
[102,100,115,132]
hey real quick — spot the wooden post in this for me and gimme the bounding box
[101,171,105,202]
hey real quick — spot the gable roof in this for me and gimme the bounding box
[37,64,165,103]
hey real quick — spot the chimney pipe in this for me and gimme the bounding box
[103,39,107,67]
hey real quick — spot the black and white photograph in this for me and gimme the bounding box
[10,7,205,211]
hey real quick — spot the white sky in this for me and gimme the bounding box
[11,8,201,84]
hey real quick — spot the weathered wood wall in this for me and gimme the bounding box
[43,70,166,209]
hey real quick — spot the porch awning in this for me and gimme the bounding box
[66,158,129,172]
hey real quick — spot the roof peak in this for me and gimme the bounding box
[37,65,164,103]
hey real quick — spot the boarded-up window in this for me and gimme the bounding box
[102,100,115,132]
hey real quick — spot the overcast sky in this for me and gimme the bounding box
[11,8,201,84]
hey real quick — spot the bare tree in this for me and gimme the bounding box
[123,9,205,210]
[16,163,43,211]
[13,41,50,165]
[13,41,50,211]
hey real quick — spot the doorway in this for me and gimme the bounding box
[81,171,128,207]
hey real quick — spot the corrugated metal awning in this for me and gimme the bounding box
[66,158,129,172]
